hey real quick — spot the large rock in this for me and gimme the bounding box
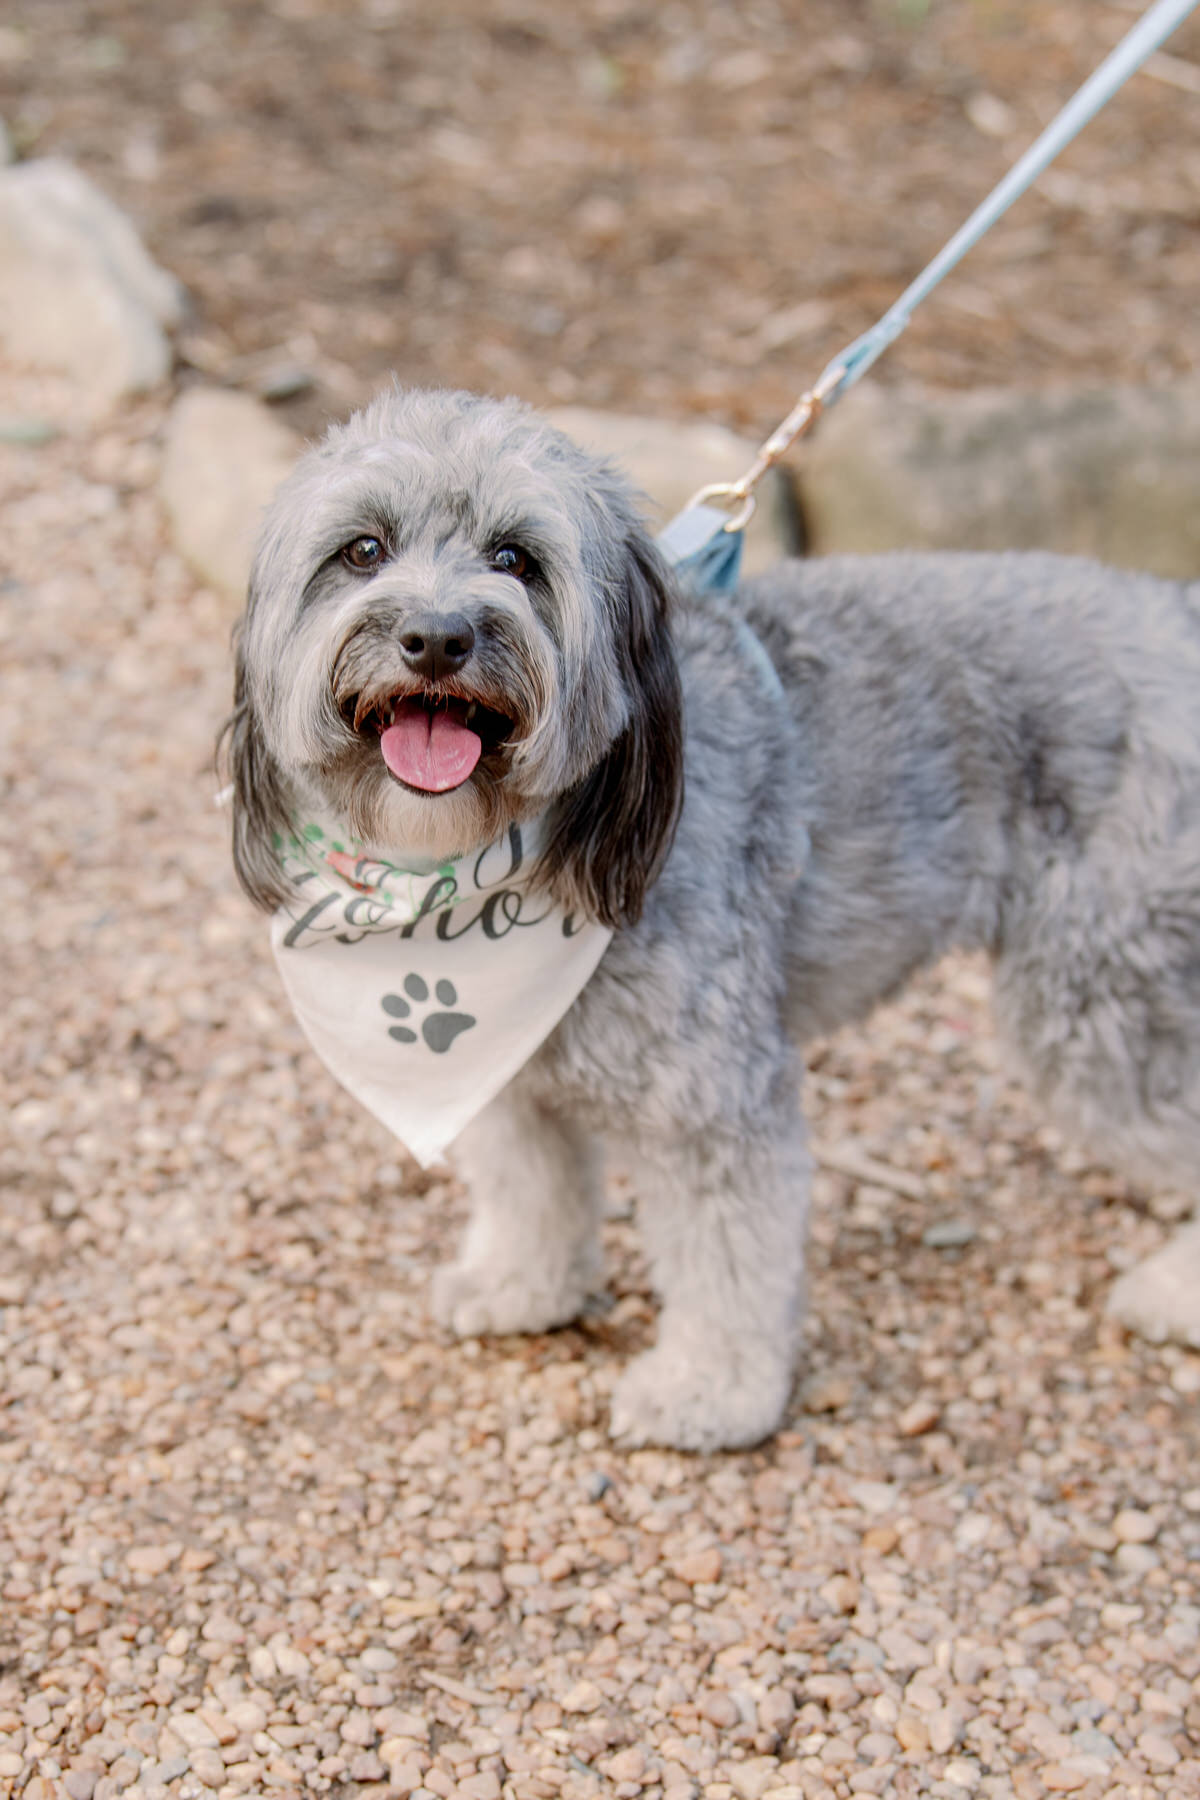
[799,379,1200,578]
[161,396,800,605]
[160,388,303,606]
[0,158,184,404]
[547,406,803,575]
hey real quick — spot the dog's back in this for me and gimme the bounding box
[734,550,1200,1184]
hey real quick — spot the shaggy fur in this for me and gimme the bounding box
[230,387,1200,1451]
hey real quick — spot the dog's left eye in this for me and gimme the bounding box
[342,536,387,572]
[491,545,533,582]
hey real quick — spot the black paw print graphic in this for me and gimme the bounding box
[382,974,476,1053]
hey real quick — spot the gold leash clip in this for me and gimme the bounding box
[684,361,847,534]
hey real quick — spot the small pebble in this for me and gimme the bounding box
[728,1759,779,1800]
[928,1705,962,1753]
[561,1681,603,1714]
[251,362,316,403]
[169,1712,219,1751]
[1039,1766,1089,1793]
[896,1397,941,1437]
[699,1692,741,1729]
[1114,1543,1159,1574]
[922,1219,977,1249]
[819,1573,859,1613]
[1112,1508,1159,1544]
[1137,1731,1181,1769]
[672,1547,723,1585]
[0,415,59,445]
[758,1687,795,1734]
[188,1747,226,1785]
[126,1545,178,1576]
[802,1371,853,1412]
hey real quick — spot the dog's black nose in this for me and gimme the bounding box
[398,612,476,681]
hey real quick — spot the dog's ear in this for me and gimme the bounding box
[221,630,293,912]
[539,531,684,931]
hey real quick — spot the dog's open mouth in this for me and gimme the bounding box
[357,693,515,794]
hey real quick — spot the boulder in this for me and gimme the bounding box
[161,396,800,606]
[0,157,184,405]
[547,406,803,576]
[799,378,1200,578]
[159,388,303,606]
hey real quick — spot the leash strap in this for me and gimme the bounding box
[820,0,1200,407]
[658,0,1200,588]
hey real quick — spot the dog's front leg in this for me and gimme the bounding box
[433,1084,603,1337]
[611,1119,811,1452]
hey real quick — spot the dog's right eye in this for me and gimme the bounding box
[341,536,386,572]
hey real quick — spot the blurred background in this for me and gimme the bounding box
[3,0,1197,441]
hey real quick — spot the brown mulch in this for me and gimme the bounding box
[3,0,1198,440]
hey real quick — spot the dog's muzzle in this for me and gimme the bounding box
[335,606,524,795]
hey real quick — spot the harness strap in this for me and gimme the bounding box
[656,507,786,707]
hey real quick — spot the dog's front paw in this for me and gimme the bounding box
[431,1260,590,1339]
[610,1340,793,1453]
[1107,1218,1200,1348]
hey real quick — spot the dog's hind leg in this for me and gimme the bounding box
[433,1085,603,1337]
[992,857,1200,1349]
[609,1113,811,1452]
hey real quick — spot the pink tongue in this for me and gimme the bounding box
[379,708,482,792]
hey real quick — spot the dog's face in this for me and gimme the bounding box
[228,389,683,928]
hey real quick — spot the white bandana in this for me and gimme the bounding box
[269,819,612,1166]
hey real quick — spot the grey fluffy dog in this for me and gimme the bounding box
[229,386,1200,1451]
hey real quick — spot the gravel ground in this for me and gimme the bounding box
[2,372,1200,1800]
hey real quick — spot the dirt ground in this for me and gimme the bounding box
[3,0,1199,437]
[2,4,1200,1800]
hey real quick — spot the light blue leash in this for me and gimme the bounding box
[658,0,1199,597]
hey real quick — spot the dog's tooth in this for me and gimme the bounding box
[465,702,477,724]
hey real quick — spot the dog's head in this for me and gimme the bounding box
[227,388,683,929]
